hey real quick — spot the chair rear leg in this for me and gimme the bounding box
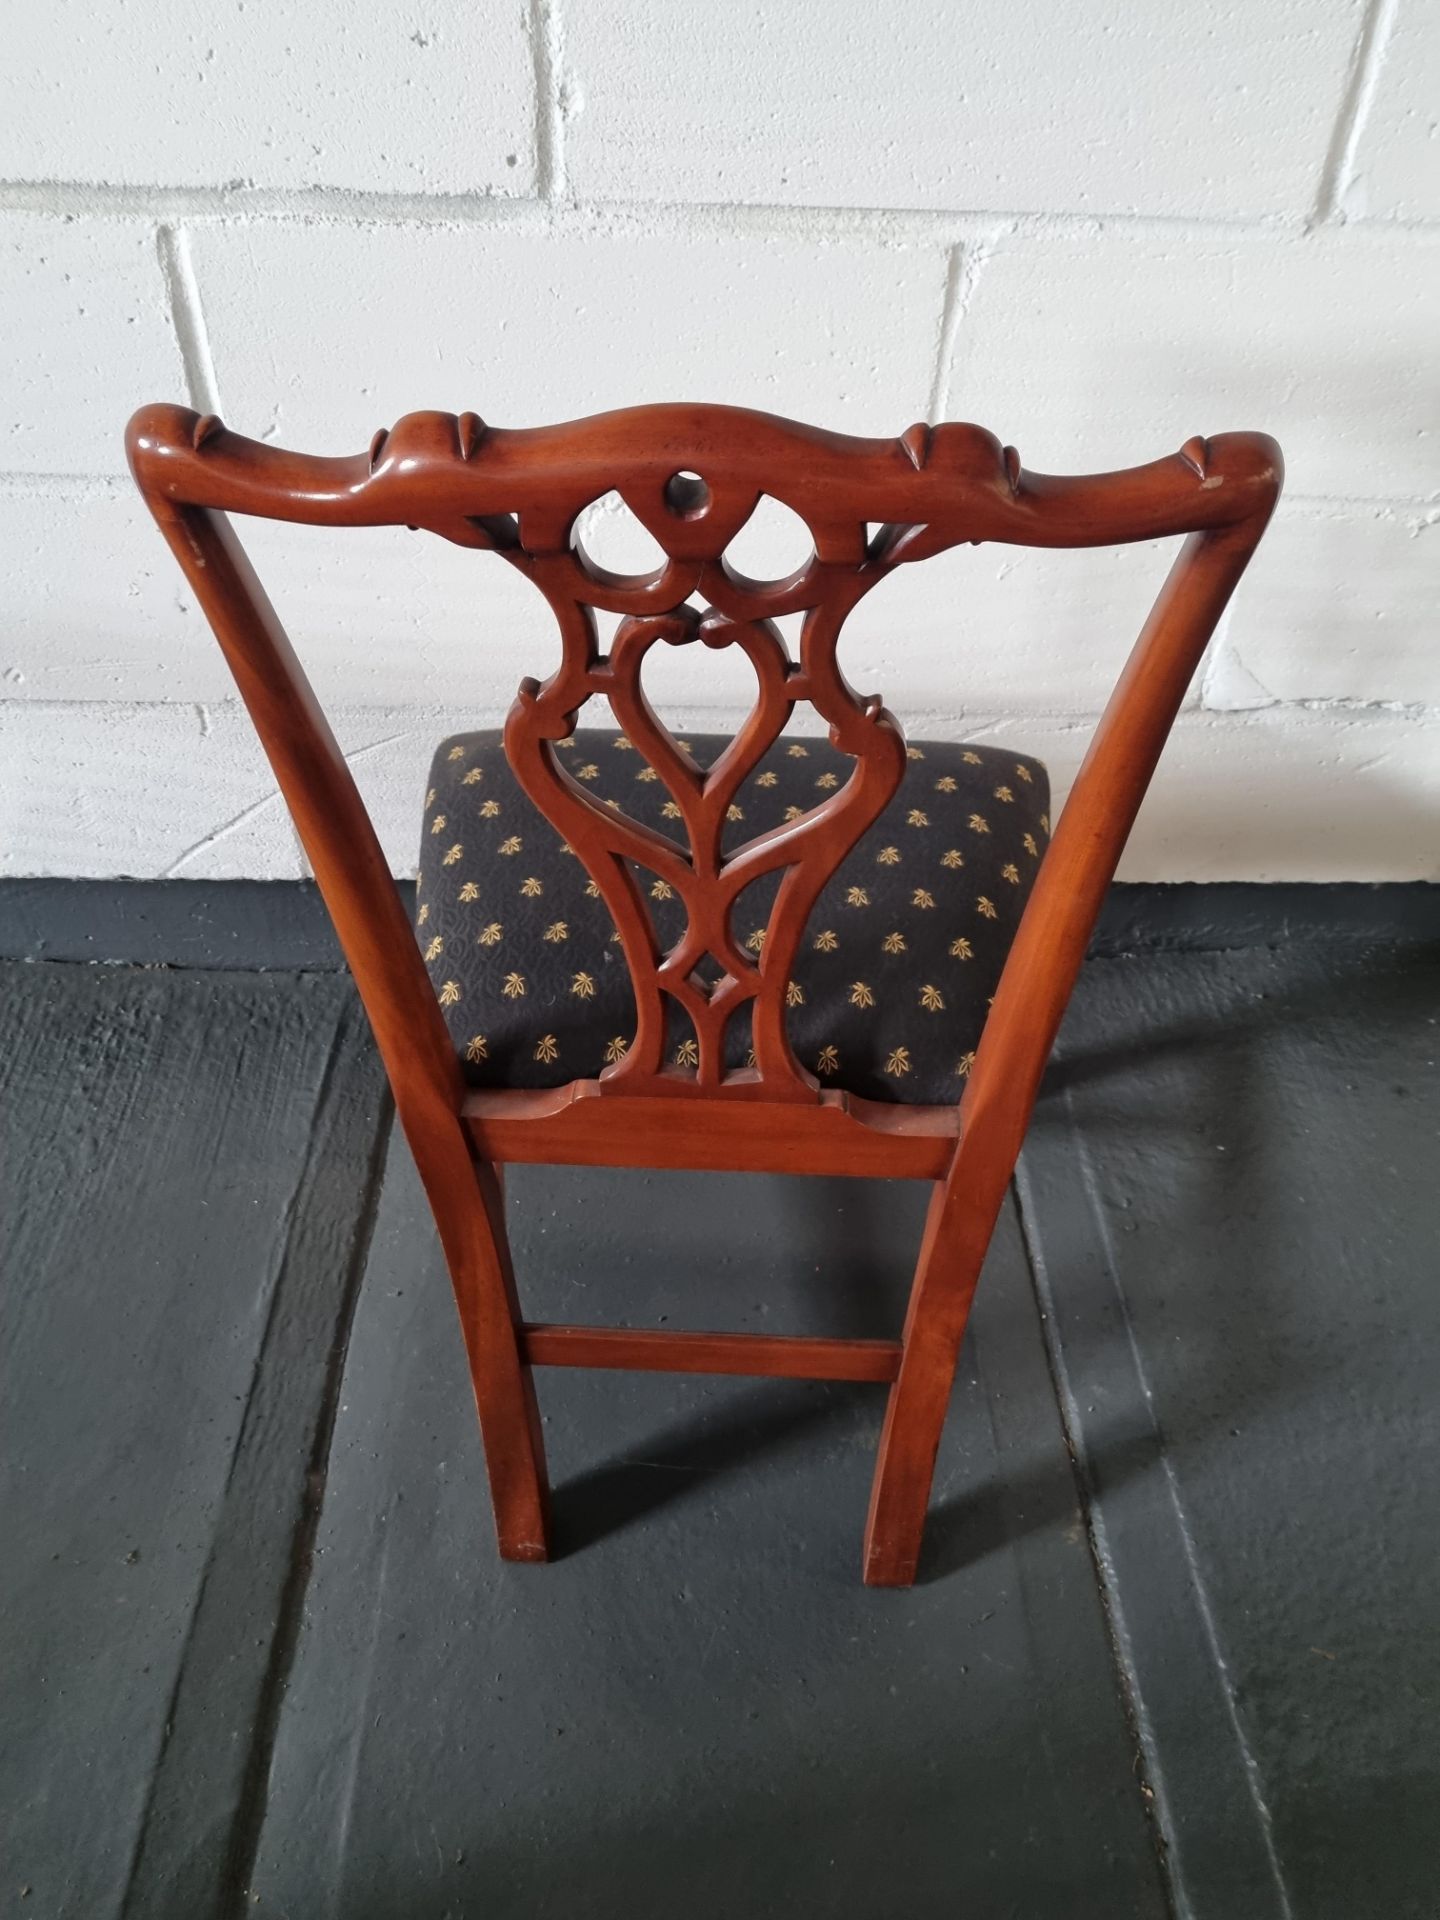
[863,1170,1005,1587]
[415,1127,550,1562]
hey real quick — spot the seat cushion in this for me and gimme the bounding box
[417,730,1049,1106]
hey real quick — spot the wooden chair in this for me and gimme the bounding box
[126,402,1281,1585]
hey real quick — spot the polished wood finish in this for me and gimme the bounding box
[462,1083,958,1178]
[520,1324,903,1383]
[127,399,1281,1585]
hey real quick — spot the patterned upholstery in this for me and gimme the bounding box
[416,730,1050,1106]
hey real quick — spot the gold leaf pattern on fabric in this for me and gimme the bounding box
[417,727,1050,1106]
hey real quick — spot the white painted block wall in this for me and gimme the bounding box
[1,0,1435,881]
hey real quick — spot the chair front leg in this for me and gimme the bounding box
[862,1154,1011,1587]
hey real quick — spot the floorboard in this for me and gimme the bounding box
[0,964,390,1920]
[1019,938,1440,1920]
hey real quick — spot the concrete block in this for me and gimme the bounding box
[952,225,1437,502]
[3,487,214,701]
[0,0,536,195]
[963,705,1440,881]
[5,694,1435,882]
[0,701,303,877]
[0,214,186,476]
[843,536,1188,717]
[1344,0,1440,220]
[564,0,1361,218]
[1215,503,1440,709]
[2,486,563,706]
[188,220,947,449]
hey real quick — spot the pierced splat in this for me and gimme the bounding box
[498,557,905,1103]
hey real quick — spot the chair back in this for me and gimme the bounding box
[127,402,1281,1121]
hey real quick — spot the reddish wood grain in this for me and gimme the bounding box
[128,399,1281,1584]
[462,1083,958,1178]
[520,1324,903,1383]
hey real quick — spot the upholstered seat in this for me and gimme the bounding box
[417,729,1049,1105]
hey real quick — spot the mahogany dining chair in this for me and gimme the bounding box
[127,401,1281,1585]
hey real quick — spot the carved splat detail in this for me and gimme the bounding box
[500,524,905,1103]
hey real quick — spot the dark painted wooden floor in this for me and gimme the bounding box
[3,885,1437,1919]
